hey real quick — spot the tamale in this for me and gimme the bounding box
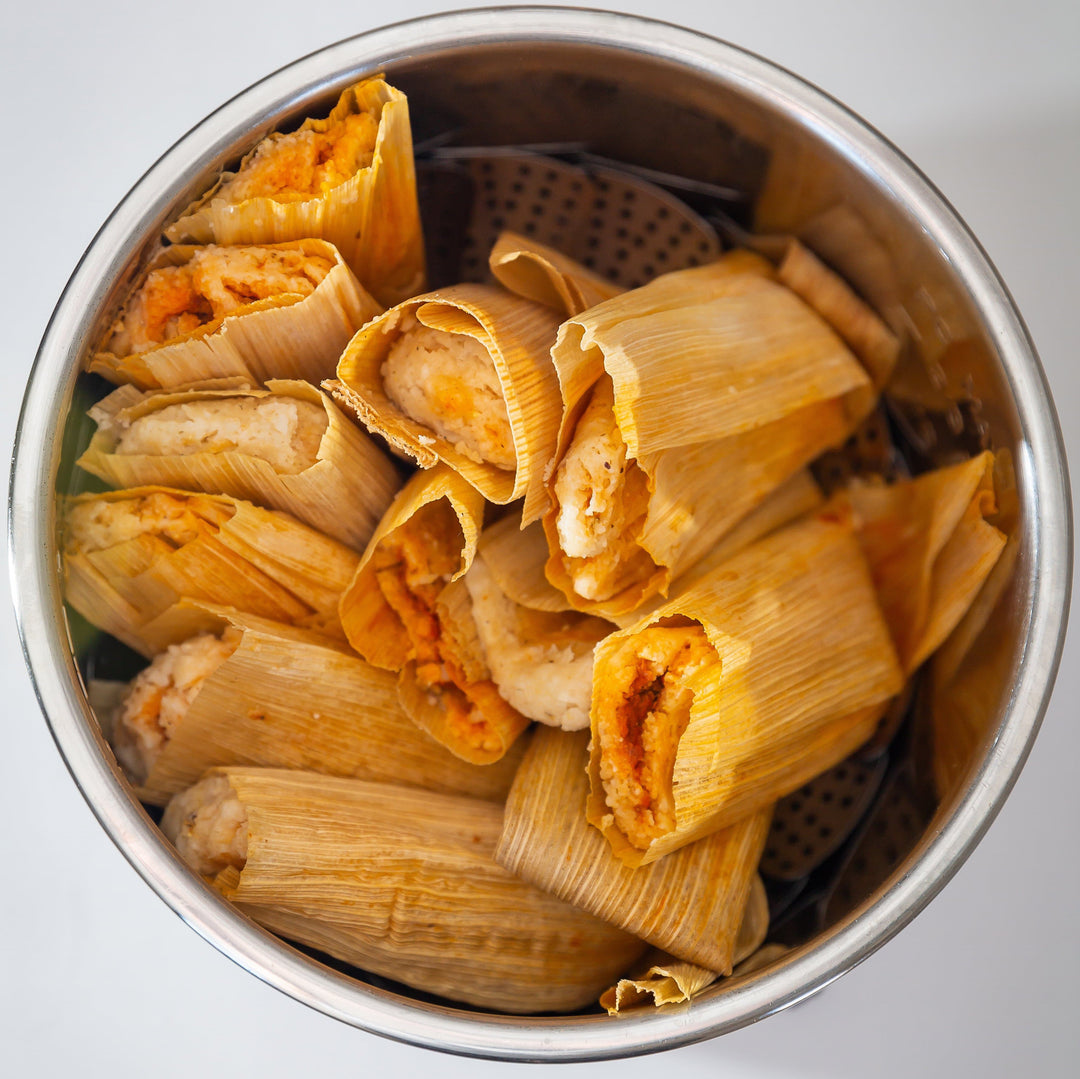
[62,487,358,656]
[598,876,770,1014]
[542,253,877,616]
[338,466,530,763]
[849,450,1007,674]
[165,78,425,306]
[496,727,770,971]
[88,240,380,389]
[110,605,522,805]
[77,379,400,550]
[330,283,562,522]
[488,230,624,317]
[587,512,904,865]
[163,769,648,1013]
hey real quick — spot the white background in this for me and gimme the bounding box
[3,2,1078,1076]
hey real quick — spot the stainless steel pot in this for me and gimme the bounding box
[9,6,1071,1061]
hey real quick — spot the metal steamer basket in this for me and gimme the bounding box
[9,6,1071,1062]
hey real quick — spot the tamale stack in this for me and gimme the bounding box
[163,769,648,1013]
[165,78,425,306]
[77,379,400,550]
[88,240,381,389]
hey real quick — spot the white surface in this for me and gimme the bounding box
[3,2,1078,1075]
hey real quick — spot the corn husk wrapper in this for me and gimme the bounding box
[337,467,529,764]
[598,875,770,1014]
[927,453,1019,800]
[77,379,400,550]
[338,465,484,669]
[549,251,872,459]
[778,240,900,390]
[331,283,562,521]
[170,769,647,1013]
[88,240,381,390]
[543,254,876,617]
[496,726,769,971]
[164,79,424,307]
[489,230,624,317]
[849,451,1007,675]
[477,513,573,613]
[132,604,522,806]
[588,512,904,865]
[63,487,358,656]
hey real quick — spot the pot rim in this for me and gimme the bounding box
[8,5,1072,1062]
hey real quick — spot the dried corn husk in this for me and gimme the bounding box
[550,251,871,458]
[163,769,648,1013]
[336,467,530,763]
[477,513,572,613]
[598,876,770,1014]
[849,450,1007,674]
[125,604,522,805]
[88,240,381,390]
[496,726,769,970]
[588,512,904,865]
[330,283,562,521]
[778,240,900,389]
[543,253,876,616]
[62,487,358,656]
[165,79,424,306]
[77,379,400,550]
[338,464,484,669]
[489,230,624,316]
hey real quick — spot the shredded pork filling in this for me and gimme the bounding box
[553,378,655,601]
[372,509,512,754]
[381,319,516,469]
[111,633,239,783]
[214,111,380,203]
[162,775,249,878]
[464,555,606,731]
[108,246,333,354]
[114,396,328,474]
[596,625,717,848]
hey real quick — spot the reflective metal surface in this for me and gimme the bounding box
[8,5,1071,1061]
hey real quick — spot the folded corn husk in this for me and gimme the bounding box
[88,240,381,390]
[588,511,904,865]
[337,466,530,763]
[330,283,562,522]
[122,604,522,806]
[542,253,877,616]
[489,230,624,316]
[163,769,648,1013]
[778,240,900,390]
[165,79,424,306]
[77,379,400,550]
[598,875,770,1014]
[63,487,358,656]
[496,726,770,971]
[849,451,1007,675]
